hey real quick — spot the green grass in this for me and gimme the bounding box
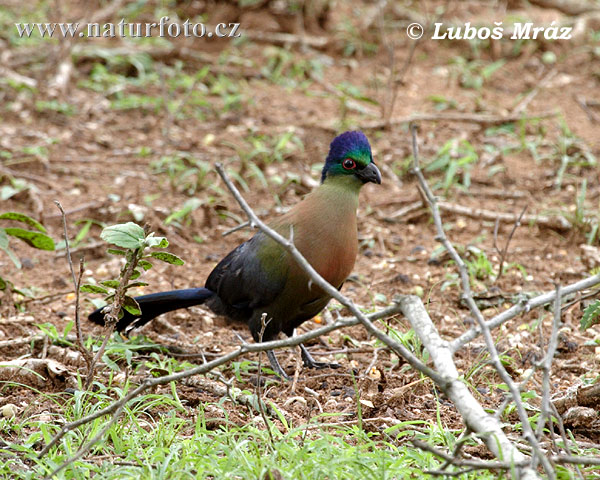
[0,382,494,480]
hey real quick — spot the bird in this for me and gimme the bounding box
[89,131,381,379]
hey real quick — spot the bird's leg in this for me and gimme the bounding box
[266,349,290,380]
[299,343,340,370]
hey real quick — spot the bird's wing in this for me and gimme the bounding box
[205,232,288,311]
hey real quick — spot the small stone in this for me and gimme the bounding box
[2,404,17,418]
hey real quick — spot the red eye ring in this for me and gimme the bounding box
[342,158,356,170]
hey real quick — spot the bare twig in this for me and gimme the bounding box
[221,220,251,237]
[410,124,552,478]
[412,439,528,471]
[301,110,559,133]
[493,205,527,283]
[574,95,600,123]
[512,69,557,115]
[438,200,571,231]
[451,273,600,352]
[527,0,600,15]
[255,313,276,448]
[530,285,563,474]
[55,201,92,371]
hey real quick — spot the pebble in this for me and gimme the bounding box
[1,404,17,419]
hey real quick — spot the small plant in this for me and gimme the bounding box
[581,300,600,331]
[0,212,55,293]
[562,179,600,244]
[465,247,494,282]
[425,139,478,193]
[1,177,34,201]
[260,46,324,87]
[450,57,506,90]
[151,152,214,195]
[35,99,77,116]
[81,222,184,322]
[428,94,458,111]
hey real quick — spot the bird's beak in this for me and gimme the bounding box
[357,162,382,184]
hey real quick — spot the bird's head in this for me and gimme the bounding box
[321,131,381,186]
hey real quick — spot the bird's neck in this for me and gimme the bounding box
[320,174,364,196]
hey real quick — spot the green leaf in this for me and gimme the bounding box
[0,276,6,290]
[149,251,184,265]
[72,220,92,247]
[145,234,168,248]
[4,227,55,250]
[0,212,47,232]
[101,222,145,249]
[129,269,141,280]
[122,295,141,316]
[107,248,127,256]
[139,259,153,271]
[581,300,600,331]
[80,284,109,294]
[124,281,149,289]
[102,353,120,372]
[100,280,121,289]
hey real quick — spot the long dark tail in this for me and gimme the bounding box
[88,288,214,332]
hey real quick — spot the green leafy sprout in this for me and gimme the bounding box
[80,222,184,320]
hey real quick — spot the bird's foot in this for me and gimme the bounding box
[300,343,340,370]
[266,349,290,381]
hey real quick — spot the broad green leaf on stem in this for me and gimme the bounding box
[101,222,145,249]
[139,259,153,270]
[125,281,149,289]
[100,280,121,289]
[4,227,55,250]
[145,234,168,248]
[130,269,141,280]
[149,251,184,265]
[122,295,141,316]
[0,212,47,232]
[107,248,127,256]
[80,284,109,295]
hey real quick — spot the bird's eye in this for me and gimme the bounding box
[342,158,356,170]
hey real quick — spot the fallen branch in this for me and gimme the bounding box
[304,110,559,132]
[410,124,546,478]
[438,200,571,231]
[553,382,600,414]
[527,0,600,15]
[401,296,537,478]
[451,273,600,352]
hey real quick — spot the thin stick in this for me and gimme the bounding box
[493,205,527,284]
[451,273,600,352]
[54,201,92,370]
[255,313,276,449]
[409,123,554,478]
